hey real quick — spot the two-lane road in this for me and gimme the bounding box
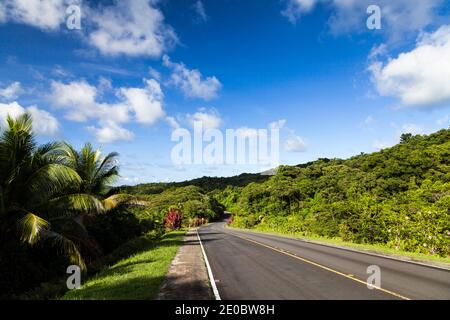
[198,222,450,300]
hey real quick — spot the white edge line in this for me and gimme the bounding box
[196,228,221,300]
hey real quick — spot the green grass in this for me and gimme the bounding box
[62,230,186,300]
[228,225,450,266]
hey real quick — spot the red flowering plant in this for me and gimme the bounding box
[165,207,183,230]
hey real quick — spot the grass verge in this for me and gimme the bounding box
[228,225,450,267]
[62,230,186,300]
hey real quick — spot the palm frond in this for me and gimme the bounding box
[16,211,50,245]
[43,230,86,270]
[46,194,105,218]
[102,194,137,211]
[25,164,81,204]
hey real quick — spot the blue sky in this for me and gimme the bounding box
[0,0,450,184]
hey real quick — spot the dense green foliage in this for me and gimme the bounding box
[220,129,450,257]
[0,116,152,298]
[128,186,225,226]
[113,173,268,194]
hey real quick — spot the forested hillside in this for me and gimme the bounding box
[114,173,269,194]
[215,129,450,257]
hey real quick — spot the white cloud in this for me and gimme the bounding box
[0,81,23,100]
[88,0,177,57]
[119,79,165,125]
[186,108,222,130]
[0,3,6,23]
[193,0,208,22]
[0,101,59,136]
[370,25,450,108]
[284,135,307,152]
[87,122,134,144]
[0,101,24,124]
[269,119,287,130]
[26,105,59,135]
[165,116,180,130]
[49,80,98,122]
[98,77,113,94]
[148,67,161,80]
[282,0,318,24]
[2,1,176,57]
[282,0,444,38]
[50,78,166,143]
[369,44,388,60]
[4,0,65,30]
[163,55,222,100]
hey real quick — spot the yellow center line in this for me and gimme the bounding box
[226,230,411,301]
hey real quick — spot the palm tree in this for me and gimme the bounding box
[60,143,119,196]
[0,114,104,269]
[60,143,134,210]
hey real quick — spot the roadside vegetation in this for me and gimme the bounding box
[219,129,450,259]
[62,230,185,300]
[0,115,204,299]
[2,113,448,299]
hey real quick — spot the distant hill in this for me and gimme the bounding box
[113,172,269,195]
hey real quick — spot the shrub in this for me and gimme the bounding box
[165,208,183,230]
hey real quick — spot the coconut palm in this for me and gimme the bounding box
[0,114,104,269]
[60,142,135,210]
[60,143,119,195]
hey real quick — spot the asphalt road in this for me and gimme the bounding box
[198,222,450,300]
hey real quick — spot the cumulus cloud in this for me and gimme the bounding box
[186,108,222,130]
[0,101,59,136]
[26,105,59,135]
[282,0,444,38]
[119,79,165,125]
[87,122,134,144]
[269,119,287,130]
[1,0,176,57]
[3,0,66,30]
[370,25,450,108]
[0,101,24,123]
[163,55,222,100]
[0,81,23,100]
[267,119,307,152]
[88,0,177,57]
[49,80,99,122]
[284,135,307,152]
[49,78,166,143]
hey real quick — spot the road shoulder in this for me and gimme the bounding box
[156,229,214,300]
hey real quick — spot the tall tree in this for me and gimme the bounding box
[0,114,104,269]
